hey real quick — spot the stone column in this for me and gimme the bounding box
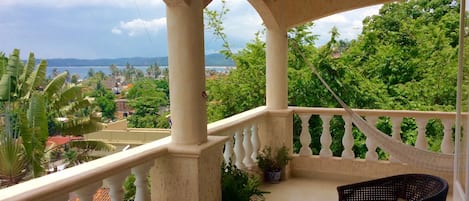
[151,136,227,201]
[266,27,288,110]
[165,0,207,145]
[154,1,228,201]
[262,27,292,180]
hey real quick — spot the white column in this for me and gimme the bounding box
[132,162,154,201]
[441,118,454,154]
[234,129,245,169]
[243,126,255,168]
[74,181,102,201]
[415,118,429,150]
[223,135,234,165]
[104,170,130,201]
[365,116,379,161]
[299,114,312,156]
[390,117,403,162]
[266,28,288,109]
[341,115,355,159]
[250,124,260,163]
[319,115,333,157]
[166,0,207,145]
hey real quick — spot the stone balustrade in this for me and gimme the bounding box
[0,106,461,200]
[208,106,267,169]
[291,107,461,160]
[0,137,171,201]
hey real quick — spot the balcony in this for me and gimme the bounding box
[0,106,456,200]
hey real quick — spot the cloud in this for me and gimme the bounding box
[318,14,348,23]
[0,0,163,8]
[113,17,167,36]
[111,28,123,35]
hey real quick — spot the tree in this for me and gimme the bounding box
[63,140,115,167]
[0,49,101,179]
[146,63,161,79]
[204,0,459,157]
[0,131,28,186]
[92,81,116,121]
[206,33,267,122]
[126,78,169,128]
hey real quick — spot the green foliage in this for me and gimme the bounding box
[345,0,459,110]
[126,78,169,128]
[122,174,151,201]
[64,140,115,167]
[123,174,136,201]
[207,33,266,122]
[0,49,102,179]
[206,0,457,158]
[257,146,291,172]
[92,81,116,120]
[221,163,267,201]
[0,132,29,186]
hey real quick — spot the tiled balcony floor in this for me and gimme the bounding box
[260,176,453,201]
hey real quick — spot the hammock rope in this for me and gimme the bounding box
[290,39,454,172]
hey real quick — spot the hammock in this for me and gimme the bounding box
[292,41,454,172]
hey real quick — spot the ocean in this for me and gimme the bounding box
[46,66,234,79]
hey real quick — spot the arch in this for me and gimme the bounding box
[284,0,395,28]
[247,0,395,30]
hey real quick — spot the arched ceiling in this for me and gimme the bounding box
[247,0,396,30]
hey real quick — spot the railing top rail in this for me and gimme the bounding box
[290,106,467,119]
[0,137,171,201]
[208,106,267,135]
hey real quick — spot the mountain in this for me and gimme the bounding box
[43,53,235,67]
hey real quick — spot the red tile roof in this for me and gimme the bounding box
[70,187,111,201]
[47,136,83,148]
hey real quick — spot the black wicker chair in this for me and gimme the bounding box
[337,174,448,201]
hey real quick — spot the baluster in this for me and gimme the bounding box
[251,124,260,163]
[74,181,102,201]
[132,162,154,201]
[441,118,454,154]
[104,170,130,201]
[319,115,333,157]
[243,126,255,168]
[390,117,403,162]
[234,129,245,169]
[415,118,429,150]
[224,134,235,165]
[299,114,312,156]
[341,115,355,159]
[365,116,379,161]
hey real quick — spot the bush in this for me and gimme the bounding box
[222,163,267,201]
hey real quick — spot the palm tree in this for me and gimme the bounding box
[63,140,115,167]
[0,131,29,186]
[0,49,102,179]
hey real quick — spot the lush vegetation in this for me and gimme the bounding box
[126,78,170,128]
[0,50,105,185]
[221,163,267,201]
[205,0,460,158]
[0,0,462,188]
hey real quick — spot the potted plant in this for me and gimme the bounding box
[257,145,291,183]
[221,162,268,201]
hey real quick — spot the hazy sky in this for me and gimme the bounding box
[0,0,382,59]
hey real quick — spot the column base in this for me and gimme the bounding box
[151,135,228,201]
[259,109,293,180]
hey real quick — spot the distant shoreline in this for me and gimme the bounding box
[46,65,235,79]
[41,53,235,67]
